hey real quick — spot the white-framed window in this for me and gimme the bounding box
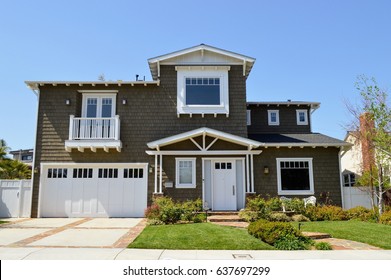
[276,158,314,195]
[246,110,251,125]
[343,173,356,187]
[175,158,196,188]
[176,66,230,115]
[268,110,280,125]
[296,109,308,125]
[80,91,117,118]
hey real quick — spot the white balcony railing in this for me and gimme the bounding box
[68,115,120,141]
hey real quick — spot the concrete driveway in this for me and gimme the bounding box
[0,218,146,248]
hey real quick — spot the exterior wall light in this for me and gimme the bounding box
[122,99,127,105]
[264,166,269,174]
[65,99,71,105]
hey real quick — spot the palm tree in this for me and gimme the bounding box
[0,159,31,179]
[0,139,10,160]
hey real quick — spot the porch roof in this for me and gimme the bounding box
[147,127,261,150]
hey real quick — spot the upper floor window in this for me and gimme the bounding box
[296,109,308,125]
[176,66,230,116]
[268,110,280,126]
[246,110,251,125]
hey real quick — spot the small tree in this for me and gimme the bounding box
[345,75,391,215]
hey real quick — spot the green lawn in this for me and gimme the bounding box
[128,223,274,250]
[293,220,391,249]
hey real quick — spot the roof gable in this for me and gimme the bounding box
[148,44,255,80]
[147,127,260,150]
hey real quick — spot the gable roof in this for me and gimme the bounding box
[147,127,261,150]
[148,44,255,80]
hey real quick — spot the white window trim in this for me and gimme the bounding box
[268,110,280,126]
[296,109,308,125]
[175,158,196,188]
[81,93,117,118]
[276,158,314,195]
[246,110,251,125]
[176,66,230,115]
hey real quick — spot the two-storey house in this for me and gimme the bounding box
[26,44,350,218]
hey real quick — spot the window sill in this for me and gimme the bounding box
[278,190,314,196]
[175,184,196,189]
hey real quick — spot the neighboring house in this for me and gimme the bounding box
[9,149,34,166]
[341,115,390,208]
[26,44,350,218]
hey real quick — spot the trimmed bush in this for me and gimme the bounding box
[239,209,263,222]
[181,199,203,222]
[248,219,313,250]
[315,242,333,250]
[379,210,391,225]
[265,197,283,211]
[268,212,292,222]
[274,235,313,250]
[305,205,347,221]
[292,214,310,222]
[248,219,302,245]
[346,206,378,222]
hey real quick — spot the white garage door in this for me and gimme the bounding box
[40,163,148,218]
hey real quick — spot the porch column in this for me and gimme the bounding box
[250,154,255,193]
[154,154,158,193]
[246,154,250,193]
[159,154,163,193]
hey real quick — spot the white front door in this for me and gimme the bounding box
[213,160,236,210]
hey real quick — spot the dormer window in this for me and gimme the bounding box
[176,66,230,116]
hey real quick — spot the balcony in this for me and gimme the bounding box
[65,115,122,152]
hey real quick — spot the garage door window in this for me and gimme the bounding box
[98,168,118,178]
[124,168,144,178]
[73,168,93,178]
[48,168,68,178]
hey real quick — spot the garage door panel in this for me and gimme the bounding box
[97,181,110,215]
[41,165,148,218]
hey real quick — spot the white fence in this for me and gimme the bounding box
[0,180,32,218]
[343,186,376,209]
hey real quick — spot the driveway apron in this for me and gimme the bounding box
[0,218,146,248]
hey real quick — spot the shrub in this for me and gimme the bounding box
[146,197,205,224]
[192,213,206,223]
[265,197,283,211]
[292,214,310,222]
[304,205,347,221]
[267,212,292,222]
[248,219,302,245]
[274,235,313,250]
[239,209,263,222]
[379,210,391,225]
[283,198,306,214]
[145,204,160,220]
[315,242,333,250]
[181,199,203,222]
[346,206,378,222]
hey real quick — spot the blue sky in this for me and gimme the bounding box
[1,0,390,151]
